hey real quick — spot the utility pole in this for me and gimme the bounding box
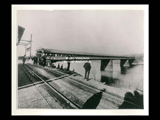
[17,26,33,59]
[25,46,26,56]
[30,34,32,58]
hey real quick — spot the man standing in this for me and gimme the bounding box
[67,61,70,71]
[61,64,63,70]
[43,55,46,67]
[33,56,35,64]
[83,61,91,80]
[34,56,38,64]
[57,63,60,69]
[22,55,26,65]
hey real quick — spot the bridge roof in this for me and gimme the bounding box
[36,48,135,59]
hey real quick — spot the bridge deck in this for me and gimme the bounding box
[46,56,134,61]
[36,48,135,60]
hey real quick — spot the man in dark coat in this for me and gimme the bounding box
[67,61,70,71]
[83,61,91,80]
[22,55,26,65]
[43,56,46,67]
[33,56,36,64]
[34,56,38,64]
[61,64,63,70]
[57,63,60,69]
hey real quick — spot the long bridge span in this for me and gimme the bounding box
[36,48,135,71]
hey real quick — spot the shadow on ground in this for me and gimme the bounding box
[101,75,115,84]
[81,89,143,109]
[119,91,143,109]
[81,89,106,109]
[57,68,83,77]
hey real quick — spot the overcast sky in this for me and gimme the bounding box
[17,10,144,56]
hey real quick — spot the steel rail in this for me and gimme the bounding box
[27,64,143,108]
[19,65,53,108]
[25,64,117,109]
[49,69,142,108]
[34,64,142,108]
[24,65,80,109]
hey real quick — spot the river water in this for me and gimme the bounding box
[53,60,143,91]
[101,63,143,91]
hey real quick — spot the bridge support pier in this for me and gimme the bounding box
[100,59,110,71]
[120,59,127,67]
[129,59,135,67]
[120,59,135,67]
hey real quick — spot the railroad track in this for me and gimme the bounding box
[25,64,143,109]
[19,64,80,109]
[18,65,44,90]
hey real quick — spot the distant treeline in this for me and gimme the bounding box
[128,53,144,64]
[131,54,143,61]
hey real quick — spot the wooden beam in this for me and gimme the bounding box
[20,39,31,42]
[17,43,28,46]
[17,42,31,46]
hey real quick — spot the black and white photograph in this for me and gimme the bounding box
[12,5,149,115]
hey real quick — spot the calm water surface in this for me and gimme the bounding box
[101,63,143,91]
